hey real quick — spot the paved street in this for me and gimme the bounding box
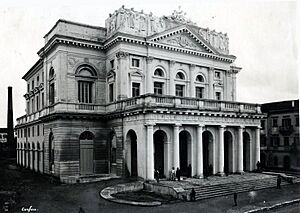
[1,159,300,213]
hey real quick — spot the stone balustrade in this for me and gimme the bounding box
[16,94,262,124]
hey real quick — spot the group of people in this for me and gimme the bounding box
[170,167,182,181]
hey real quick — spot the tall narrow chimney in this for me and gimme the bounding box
[7,86,14,144]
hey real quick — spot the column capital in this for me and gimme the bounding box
[170,60,176,66]
[239,126,245,129]
[146,56,154,63]
[190,64,196,69]
[145,122,155,127]
[116,51,129,59]
[256,126,262,130]
[174,123,181,127]
[197,124,205,128]
[219,125,226,128]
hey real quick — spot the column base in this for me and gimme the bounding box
[216,172,225,177]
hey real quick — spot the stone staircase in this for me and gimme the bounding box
[191,176,299,200]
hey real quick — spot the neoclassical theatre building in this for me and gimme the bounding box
[15,6,264,183]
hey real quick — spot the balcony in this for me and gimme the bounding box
[279,125,294,135]
[16,94,262,125]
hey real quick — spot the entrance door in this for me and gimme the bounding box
[131,139,137,176]
[80,140,94,175]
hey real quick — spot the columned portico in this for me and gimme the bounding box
[196,124,204,178]
[146,123,154,180]
[255,126,260,165]
[237,126,244,173]
[217,125,225,176]
[173,123,181,169]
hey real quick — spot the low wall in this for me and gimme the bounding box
[143,182,178,199]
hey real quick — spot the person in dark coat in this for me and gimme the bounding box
[176,167,181,181]
[233,192,237,206]
[190,188,196,201]
[78,207,86,213]
[187,164,192,178]
[277,175,281,189]
[209,164,213,176]
[256,161,261,172]
[154,169,159,183]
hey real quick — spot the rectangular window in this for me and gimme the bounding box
[154,82,163,95]
[260,136,267,147]
[27,84,30,92]
[36,95,39,111]
[32,126,34,137]
[31,98,34,113]
[195,87,204,99]
[261,120,265,130]
[42,72,44,82]
[32,80,34,90]
[37,75,39,86]
[26,101,29,114]
[271,135,279,146]
[49,83,55,105]
[282,118,291,127]
[175,84,184,97]
[24,128,27,137]
[21,129,23,138]
[28,128,30,138]
[37,125,40,136]
[132,83,140,97]
[272,118,278,127]
[41,92,44,108]
[284,137,289,146]
[131,58,140,68]
[215,71,221,79]
[294,136,299,145]
[78,81,93,103]
[296,116,299,127]
[216,92,221,100]
[109,83,114,102]
[110,60,115,69]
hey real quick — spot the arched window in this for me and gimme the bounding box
[176,72,185,80]
[79,131,94,140]
[76,65,97,104]
[154,68,164,77]
[49,67,55,79]
[49,67,55,105]
[196,75,205,82]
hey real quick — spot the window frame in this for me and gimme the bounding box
[175,84,184,97]
[132,82,140,97]
[154,82,164,95]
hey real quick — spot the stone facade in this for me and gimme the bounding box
[260,100,300,172]
[15,7,264,182]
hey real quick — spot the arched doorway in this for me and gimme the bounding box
[179,130,191,176]
[109,132,117,175]
[224,131,233,175]
[49,132,54,172]
[126,130,138,177]
[283,156,290,170]
[243,132,251,171]
[79,131,94,175]
[203,131,214,176]
[154,130,167,178]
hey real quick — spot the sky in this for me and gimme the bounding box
[0,0,298,127]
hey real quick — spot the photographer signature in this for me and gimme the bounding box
[21,206,38,212]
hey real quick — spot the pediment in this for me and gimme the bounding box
[148,25,218,54]
[129,70,144,78]
[158,33,208,52]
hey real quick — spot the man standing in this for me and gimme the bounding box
[233,192,237,206]
[176,167,181,181]
[190,188,196,201]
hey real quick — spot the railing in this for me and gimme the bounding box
[16,95,262,126]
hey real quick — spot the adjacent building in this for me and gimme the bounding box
[15,6,264,183]
[260,100,300,172]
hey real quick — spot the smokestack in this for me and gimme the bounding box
[7,86,14,144]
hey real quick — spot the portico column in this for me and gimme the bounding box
[255,126,261,164]
[146,56,154,94]
[217,125,225,176]
[146,123,154,180]
[196,125,204,178]
[173,123,181,169]
[208,67,214,99]
[237,126,244,173]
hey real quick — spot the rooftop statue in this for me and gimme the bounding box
[105,6,229,54]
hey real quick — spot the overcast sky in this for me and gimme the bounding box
[0,0,298,127]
